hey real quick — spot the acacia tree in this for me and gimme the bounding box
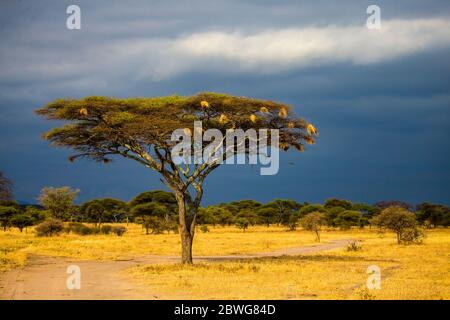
[36,93,318,263]
[299,212,325,242]
[37,186,79,220]
[80,198,128,225]
[371,206,418,244]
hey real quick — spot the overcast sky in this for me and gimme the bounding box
[0,0,449,205]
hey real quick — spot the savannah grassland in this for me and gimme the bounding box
[0,225,449,300]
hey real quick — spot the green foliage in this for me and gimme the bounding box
[235,218,250,232]
[351,203,379,217]
[416,202,450,227]
[333,210,362,229]
[299,204,327,217]
[256,207,277,227]
[129,190,177,209]
[261,199,302,225]
[324,206,346,227]
[37,186,79,219]
[324,198,352,210]
[129,191,178,234]
[80,198,128,225]
[9,214,34,232]
[299,212,325,242]
[201,206,234,226]
[131,202,177,234]
[285,214,300,231]
[0,205,19,230]
[24,206,47,224]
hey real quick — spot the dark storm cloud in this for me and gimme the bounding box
[0,0,449,205]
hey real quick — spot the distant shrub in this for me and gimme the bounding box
[100,225,112,234]
[112,226,126,236]
[67,223,93,235]
[35,218,64,237]
[235,218,250,232]
[347,240,362,252]
[200,225,209,233]
[400,228,425,244]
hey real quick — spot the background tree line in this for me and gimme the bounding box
[1,171,449,236]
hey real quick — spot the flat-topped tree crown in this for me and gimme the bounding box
[35,92,318,264]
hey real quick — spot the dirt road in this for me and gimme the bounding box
[0,239,351,300]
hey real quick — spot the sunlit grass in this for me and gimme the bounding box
[0,224,370,272]
[1,225,448,300]
[128,229,450,300]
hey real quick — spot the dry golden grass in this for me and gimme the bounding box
[128,229,450,300]
[1,225,449,299]
[0,224,362,272]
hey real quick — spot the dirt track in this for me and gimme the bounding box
[0,239,351,300]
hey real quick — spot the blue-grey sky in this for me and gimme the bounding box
[0,0,449,205]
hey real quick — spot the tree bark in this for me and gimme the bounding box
[176,192,198,264]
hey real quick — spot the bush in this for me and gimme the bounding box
[35,218,64,237]
[10,214,34,232]
[112,226,126,236]
[400,228,425,244]
[100,225,113,234]
[346,240,362,251]
[67,223,94,235]
[200,225,209,233]
[371,206,418,244]
[235,218,249,232]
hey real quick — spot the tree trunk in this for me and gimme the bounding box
[176,193,198,264]
[180,226,194,264]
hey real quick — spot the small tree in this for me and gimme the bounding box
[371,206,418,244]
[209,207,234,226]
[324,206,345,227]
[131,202,168,234]
[35,218,64,237]
[80,198,127,226]
[333,210,361,229]
[285,213,300,231]
[256,207,277,227]
[235,218,250,232]
[197,207,218,226]
[24,206,47,224]
[0,205,18,231]
[10,214,34,232]
[37,186,79,220]
[299,212,325,242]
[263,199,301,225]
